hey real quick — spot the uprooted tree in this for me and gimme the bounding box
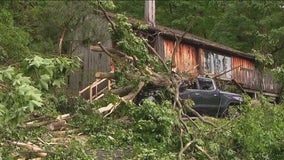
[89,7,216,160]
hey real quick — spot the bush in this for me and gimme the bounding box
[196,103,284,159]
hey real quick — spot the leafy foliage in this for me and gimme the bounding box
[0,56,79,127]
[0,67,42,126]
[23,56,80,91]
[0,8,30,63]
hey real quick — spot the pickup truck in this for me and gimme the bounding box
[179,77,243,117]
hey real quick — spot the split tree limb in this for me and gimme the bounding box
[47,120,67,131]
[103,102,121,117]
[98,103,119,113]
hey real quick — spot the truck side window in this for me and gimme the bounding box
[188,81,198,89]
[198,79,214,90]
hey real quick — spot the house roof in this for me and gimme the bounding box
[147,25,255,60]
[96,10,255,60]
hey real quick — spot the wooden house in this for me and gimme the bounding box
[68,13,281,100]
[145,25,281,98]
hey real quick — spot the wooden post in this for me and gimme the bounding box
[90,84,93,102]
[95,85,98,99]
[198,48,205,75]
[108,80,111,90]
[145,0,155,27]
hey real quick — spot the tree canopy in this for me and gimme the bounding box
[113,0,284,66]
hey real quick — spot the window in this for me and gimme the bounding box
[198,78,215,90]
[204,51,232,78]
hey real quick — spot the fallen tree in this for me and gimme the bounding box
[87,6,217,160]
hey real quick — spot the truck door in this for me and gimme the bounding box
[193,78,221,115]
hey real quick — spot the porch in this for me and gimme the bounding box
[233,68,281,97]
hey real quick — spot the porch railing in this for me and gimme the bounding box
[79,78,111,102]
[233,68,281,95]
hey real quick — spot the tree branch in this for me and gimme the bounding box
[178,140,194,160]
[183,101,216,127]
[90,45,134,61]
[195,145,214,160]
[145,42,170,72]
[98,3,115,30]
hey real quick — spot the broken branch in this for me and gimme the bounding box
[195,145,214,160]
[122,81,145,101]
[183,101,216,127]
[98,3,115,30]
[10,141,47,157]
[90,45,134,61]
[145,42,170,72]
[95,72,115,79]
[178,140,194,160]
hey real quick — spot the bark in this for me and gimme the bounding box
[98,102,120,114]
[122,81,145,101]
[232,79,245,93]
[145,42,170,72]
[178,141,194,160]
[111,85,135,96]
[57,27,66,56]
[195,145,214,160]
[47,120,67,131]
[90,45,133,61]
[10,141,47,157]
[95,72,115,79]
[212,65,241,79]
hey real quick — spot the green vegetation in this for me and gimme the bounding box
[0,1,283,160]
[113,0,284,66]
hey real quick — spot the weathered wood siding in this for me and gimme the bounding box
[232,56,255,70]
[67,15,112,94]
[68,46,111,94]
[231,57,281,94]
[232,56,255,85]
[163,39,198,76]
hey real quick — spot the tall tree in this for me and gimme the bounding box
[0,4,30,64]
[113,0,284,66]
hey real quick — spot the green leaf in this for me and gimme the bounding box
[30,92,42,102]
[52,79,63,87]
[40,80,49,90]
[29,56,44,68]
[0,103,6,116]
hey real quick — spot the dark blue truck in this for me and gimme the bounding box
[179,77,243,117]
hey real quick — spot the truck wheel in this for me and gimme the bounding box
[222,105,240,118]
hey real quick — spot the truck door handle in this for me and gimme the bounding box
[195,93,200,96]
